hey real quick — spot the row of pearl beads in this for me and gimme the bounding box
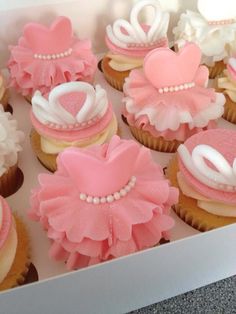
[45,115,101,130]
[127,38,166,48]
[79,176,137,204]
[208,19,234,26]
[33,48,73,60]
[217,184,236,192]
[158,82,195,94]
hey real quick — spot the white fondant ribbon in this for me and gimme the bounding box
[178,144,236,191]
[106,0,169,49]
[32,82,109,126]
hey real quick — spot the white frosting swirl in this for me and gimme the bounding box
[106,0,169,49]
[32,82,109,127]
[0,106,24,176]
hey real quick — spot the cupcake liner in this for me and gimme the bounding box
[0,164,21,198]
[206,60,226,79]
[0,215,30,291]
[166,156,236,232]
[102,57,130,91]
[30,129,57,172]
[1,90,9,111]
[24,95,32,104]
[221,94,236,124]
[129,125,182,152]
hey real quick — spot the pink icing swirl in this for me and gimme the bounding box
[29,136,178,269]
[8,16,97,97]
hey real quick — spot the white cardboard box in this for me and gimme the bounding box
[1,1,236,313]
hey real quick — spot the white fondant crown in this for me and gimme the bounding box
[106,0,169,49]
[198,0,236,22]
[32,82,109,130]
[178,144,236,192]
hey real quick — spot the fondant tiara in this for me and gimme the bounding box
[32,82,108,130]
[106,0,169,49]
[178,144,236,192]
[198,0,236,22]
[23,16,73,56]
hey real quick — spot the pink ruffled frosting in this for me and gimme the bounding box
[29,136,178,269]
[178,129,236,205]
[8,16,97,97]
[123,43,225,141]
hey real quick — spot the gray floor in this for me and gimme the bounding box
[132,276,236,314]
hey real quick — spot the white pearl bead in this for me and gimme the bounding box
[114,192,121,200]
[51,54,56,59]
[159,88,164,94]
[179,85,184,90]
[120,189,127,197]
[80,193,87,201]
[93,197,100,204]
[60,53,65,57]
[107,195,114,203]
[56,54,61,58]
[184,83,189,89]
[86,196,93,203]
[164,87,169,93]
[34,54,38,58]
[125,186,131,192]
[174,86,179,92]
[129,181,135,188]
[47,55,51,60]
[131,176,136,182]
[169,87,174,92]
[100,197,107,203]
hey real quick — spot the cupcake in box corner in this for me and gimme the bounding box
[217,57,236,124]
[0,196,30,291]
[0,106,24,197]
[30,81,118,172]
[167,129,236,232]
[102,0,169,91]
[8,16,97,100]
[29,136,178,270]
[123,43,225,153]
[173,0,236,79]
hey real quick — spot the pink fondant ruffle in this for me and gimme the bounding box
[29,137,178,269]
[8,38,97,97]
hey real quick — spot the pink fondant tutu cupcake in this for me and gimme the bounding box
[123,43,225,152]
[8,16,97,99]
[29,136,178,270]
[102,0,169,91]
[30,81,118,172]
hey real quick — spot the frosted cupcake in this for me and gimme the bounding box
[30,81,118,172]
[29,136,178,270]
[102,0,169,91]
[8,16,97,100]
[173,0,236,78]
[167,129,236,232]
[0,106,24,197]
[123,43,225,152]
[0,196,30,291]
[217,57,236,123]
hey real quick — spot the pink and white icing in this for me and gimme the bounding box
[123,43,225,142]
[29,136,178,269]
[0,197,17,284]
[8,16,97,97]
[31,82,117,154]
[105,0,169,71]
[218,57,236,102]
[173,0,236,66]
[177,129,236,217]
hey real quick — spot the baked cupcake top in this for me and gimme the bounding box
[0,106,24,176]
[178,129,236,217]
[123,43,225,141]
[218,57,236,102]
[8,16,97,97]
[173,0,236,66]
[0,197,17,285]
[29,136,178,269]
[31,81,117,153]
[105,0,169,71]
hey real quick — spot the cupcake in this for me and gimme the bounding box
[167,129,236,232]
[123,43,225,152]
[0,196,30,291]
[217,57,236,123]
[29,136,178,270]
[0,72,9,111]
[102,0,169,91]
[173,0,236,78]
[30,81,118,172]
[0,106,24,197]
[8,16,97,100]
